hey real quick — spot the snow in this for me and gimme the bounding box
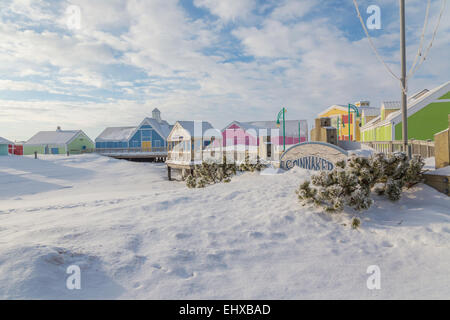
[25,130,81,145]
[0,154,449,299]
[0,137,13,145]
[426,165,450,176]
[95,127,137,142]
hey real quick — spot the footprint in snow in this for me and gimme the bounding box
[249,231,264,239]
[175,233,192,240]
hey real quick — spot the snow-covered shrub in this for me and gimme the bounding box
[239,153,267,172]
[186,154,267,188]
[185,156,237,188]
[296,152,425,212]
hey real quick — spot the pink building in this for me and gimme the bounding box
[221,120,308,161]
[222,120,308,147]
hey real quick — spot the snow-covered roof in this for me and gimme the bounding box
[175,121,216,138]
[382,101,401,110]
[26,130,84,145]
[96,126,137,142]
[410,89,429,101]
[361,81,450,130]
[224,120,308,137]
[361,108,380,117]
[141,117,172,139]
[388,81,450,124]
[318,104,347,117]
[0,137,13,145]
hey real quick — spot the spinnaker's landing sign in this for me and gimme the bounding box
[280,142,348,171]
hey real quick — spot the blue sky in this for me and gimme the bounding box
[0,0,449,141]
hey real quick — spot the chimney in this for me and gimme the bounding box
[57,126,61,131]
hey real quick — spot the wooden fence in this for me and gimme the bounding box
[361,140,435,158]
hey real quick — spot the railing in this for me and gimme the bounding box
[94,147,168,154]
[361,140,435,158]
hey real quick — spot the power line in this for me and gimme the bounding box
[352,0,401,84]
[352,0,447,94]
[407,0,431,78]
[408,0,447,79]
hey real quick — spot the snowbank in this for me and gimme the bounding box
[0,154,449,299]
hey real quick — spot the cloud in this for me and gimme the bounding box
[0,0,448,142]
[193,0,256,22]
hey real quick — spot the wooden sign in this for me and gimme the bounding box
[280,142,348,171]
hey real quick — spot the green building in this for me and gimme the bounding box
[24,127,94,155]
[361,81,450,142]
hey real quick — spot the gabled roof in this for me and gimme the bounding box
[362,80,450,130]
[388,80,450,124]
[361,108,380,117]
[96,126,137,142]
[173,121,216,138]
[318,104,347,117]
[140,117,172,140]
[26,130,86,145]
[0,137,13,145]
[223,120,308,137]
[381,101,401,110]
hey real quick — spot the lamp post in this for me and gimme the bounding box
[347,104,360,141]
[276,108,287,152]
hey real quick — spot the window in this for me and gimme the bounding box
[141,130,152,141]
[245,136,249,145]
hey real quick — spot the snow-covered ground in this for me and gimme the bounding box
[0,154,449,299]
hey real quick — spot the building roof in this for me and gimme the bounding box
[318,104,347,117]
[0,137,13,145]
[362,80,450,130]
[25,130,85,145]
[224,120,308,137]
[174,121,216,138]
[96,126,137,142]
[382,101,401,110]
[141,117,172,139]
[361,108,380,117]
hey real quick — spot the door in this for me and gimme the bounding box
[142,141,151,152]
[51,148,59,154]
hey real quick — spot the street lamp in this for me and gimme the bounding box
[276,107,287,151]
[347,104,360,141]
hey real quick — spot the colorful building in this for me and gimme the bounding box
[318,101,378,141]
[166,121,219,178]
[24,128,94,155]
[221,120,308,161]
[95,108,172,152]
[361,81,450,142]
[0,137,13,156]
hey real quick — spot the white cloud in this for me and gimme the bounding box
[0,0,448,142]
[193,0,256,22]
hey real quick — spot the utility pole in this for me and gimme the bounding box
[400,0,410,158]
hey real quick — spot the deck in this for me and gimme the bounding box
[94,148,168,162]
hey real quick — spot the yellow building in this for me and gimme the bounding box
[317,101,379,141]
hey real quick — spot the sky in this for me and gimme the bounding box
[0,0,449,141]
